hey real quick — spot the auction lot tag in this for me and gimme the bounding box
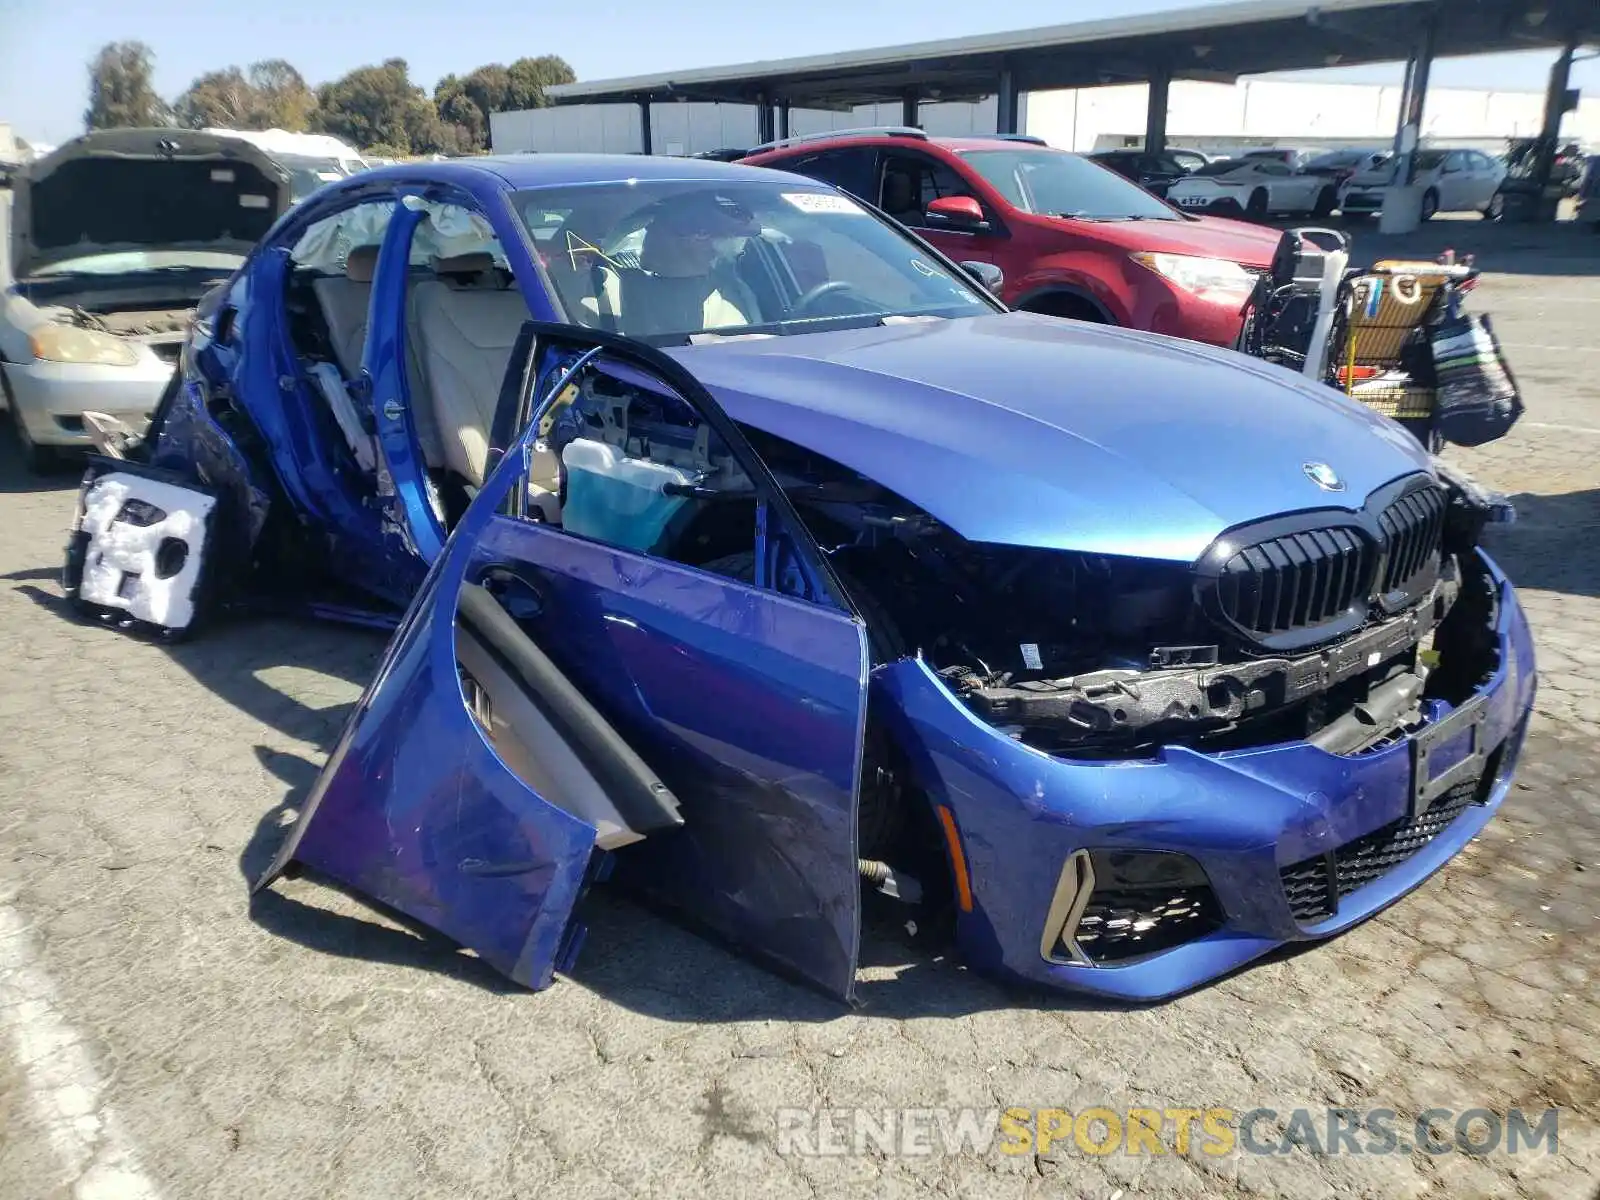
[783,192,866,215]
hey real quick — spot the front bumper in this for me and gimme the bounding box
[3,358,172,447]
[880,550,1535,1001]
[1168,191,1244,216]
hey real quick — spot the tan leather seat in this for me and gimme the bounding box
[406,253,533,488]
[310,245,378,379]
[310,245,447,469]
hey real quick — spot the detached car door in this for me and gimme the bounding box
[257,325,872,999]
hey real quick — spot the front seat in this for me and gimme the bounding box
[880,171,922,224]
[615,223,760,338]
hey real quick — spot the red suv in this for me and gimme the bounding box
[742,129,1284,347]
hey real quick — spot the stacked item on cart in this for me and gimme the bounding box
[1239,240,1523,452]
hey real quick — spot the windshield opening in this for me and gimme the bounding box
[958,149,1180,221]
[279,154,352,201]
[512,180,997,343]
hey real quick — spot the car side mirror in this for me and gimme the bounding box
[959,260,1004,294]
[925,195,989,230]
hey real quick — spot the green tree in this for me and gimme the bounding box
[248,60,317,130]
[84,41,170,130]
[172,66,255,129]
[442,56,574,151]
[506,55,575,108]
[433,73,486,151]
[173,59,318,131]
[311,58,431,152]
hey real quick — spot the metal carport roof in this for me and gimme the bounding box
[546,0,1597,109]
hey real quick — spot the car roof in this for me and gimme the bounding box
[750,132,1061,156]
[349,153,805,191]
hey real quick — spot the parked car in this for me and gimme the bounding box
[65,154,1534,1003]
[1303,147,1392,187]
[1087,149,1196,197]
[1578,155,1600,231]
[1239,147,1320,171]
[741,128,1283,346]
[1165,156,1341,220]
[1339,148,1508,220]
[0,128,290,469]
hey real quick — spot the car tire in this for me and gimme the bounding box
[1420,188,1440,221]
[1245,188,1270,220]
[1481,192,1505,221]
[1312,186,1337,218]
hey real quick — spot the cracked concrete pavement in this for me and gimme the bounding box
[0,219,1596,1200]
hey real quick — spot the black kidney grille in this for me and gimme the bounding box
[1377,485,1447,595]
[1216,526,1374,635]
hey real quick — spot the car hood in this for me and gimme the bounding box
[11,128,290,277]
[1059,211,1281,268]
[669,313,1432,563]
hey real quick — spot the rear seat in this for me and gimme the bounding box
[408,253,557,513]
[310,245,446,469]
[310,245,378,380]
[311,245,555,514]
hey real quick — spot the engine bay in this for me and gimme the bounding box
[738,428,1503,759]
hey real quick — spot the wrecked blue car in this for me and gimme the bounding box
[63,155,1536,1001]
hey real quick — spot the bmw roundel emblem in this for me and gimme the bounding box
[1303,462,1345,492]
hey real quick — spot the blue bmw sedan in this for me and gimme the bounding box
[62,151,1535,1002]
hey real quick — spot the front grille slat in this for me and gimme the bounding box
[1379,486,1446,596]
[1215,526,1371,639]
[1211,481,1446,643]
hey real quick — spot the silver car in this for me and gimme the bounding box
[0,128,289,469]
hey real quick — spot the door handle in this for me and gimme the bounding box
[479,566,545,620]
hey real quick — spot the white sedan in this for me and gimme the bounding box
[1339,149,1508,220]
[1165,159,1340,220]
[1,129,288,470]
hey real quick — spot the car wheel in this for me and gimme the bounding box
[1245,188,1270,220]
[1481,192,1505,221]
[1312,186,1337,218]
[1420,188,1440,221]
[1020,292,1108,323]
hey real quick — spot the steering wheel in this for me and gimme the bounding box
[791,280,872,317]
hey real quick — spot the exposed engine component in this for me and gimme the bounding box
[950,567,1460,754]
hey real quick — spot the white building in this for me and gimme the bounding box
[491,77,1599,156]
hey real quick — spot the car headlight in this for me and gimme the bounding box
[28,324,140,367]
[1129,252,1255,302]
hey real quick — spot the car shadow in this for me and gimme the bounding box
[0,414,82,493]
[240,744,525,995]
[1481,488,1600,600]
[238,745,1143,1022]
[4,576,386,751]
[160,616,385,752]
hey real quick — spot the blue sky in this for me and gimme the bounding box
[1,0,1594,144]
